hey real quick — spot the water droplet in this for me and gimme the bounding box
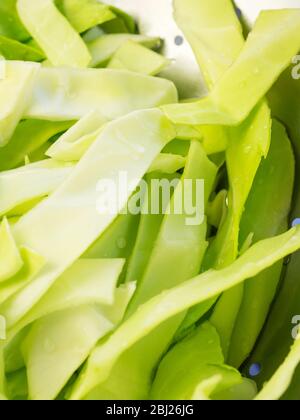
[249,363,261,377]
[44,338,56,353]
[253,67,260,75]
[117,237,127,249]
[243,145,252,154]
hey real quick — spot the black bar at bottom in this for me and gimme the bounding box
[89,401,215,417]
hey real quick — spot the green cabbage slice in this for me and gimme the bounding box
[56,0,115,33]
[151,322,245,400]
[163,10,300,126]
[46,111,107,161]
[0,35,45,61]
[173,0,244,89]
[84,141,216,400]
[0,119,73,171]
[17,0,91,67]
[255,337,300,400]
[0,109,175,330]
[70,226,300,399]
[0,219,23,283]
[0,247,45,306]
[10,259,125,338]
[228,120,295,368]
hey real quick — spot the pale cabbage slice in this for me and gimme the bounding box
[0,55,5,79]
[48,115,184,170]
[100,282,136,325]
[108,41,170,76]
[148,153,186,174]
[0,347,4,395]
[163,9,300,126]
[17,0,91,68]
[0,109,175,329]
[173,0,244,89]
[23,305,114,400]
[87,34,161,67]
[0,159,74,216]
[11,258,125,338]
[0,247,45,306]
[46,111,107,161]
[4,327,30,373]
[0,60,39,146]
[207,101,271,356]
[22,281,135,400]
[0,219,23,283]
[25,67,178,121]
[192,376,257,401]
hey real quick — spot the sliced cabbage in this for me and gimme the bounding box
[0,35,45,61]
[163,10,300,126]
[228,121,295,368]
[17,0,91,68]
[22,278,134,401]
[255,337,300,400]
[0,160,74,217]
[70,226,300,399]
[173,0,244,89]
[0,247,45,305]
[151,322,247,400]
[25,67,178,121]
[10,259,125,338]
[87,34,161,67]
[6,369,28,400]
[208,102,271,356]
[79,143,217,400]
[46,111,107,161]
[0,218,23,283]
[0,109,175,329]
[56,0,115,33]
[22,306,114,400]
[0,0,30,41]
[0,60,39,146]
[0,119,73,171]
[0,316,5,340]
[108,41,170,76]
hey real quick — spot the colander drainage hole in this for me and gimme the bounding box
[249,363,261,378]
